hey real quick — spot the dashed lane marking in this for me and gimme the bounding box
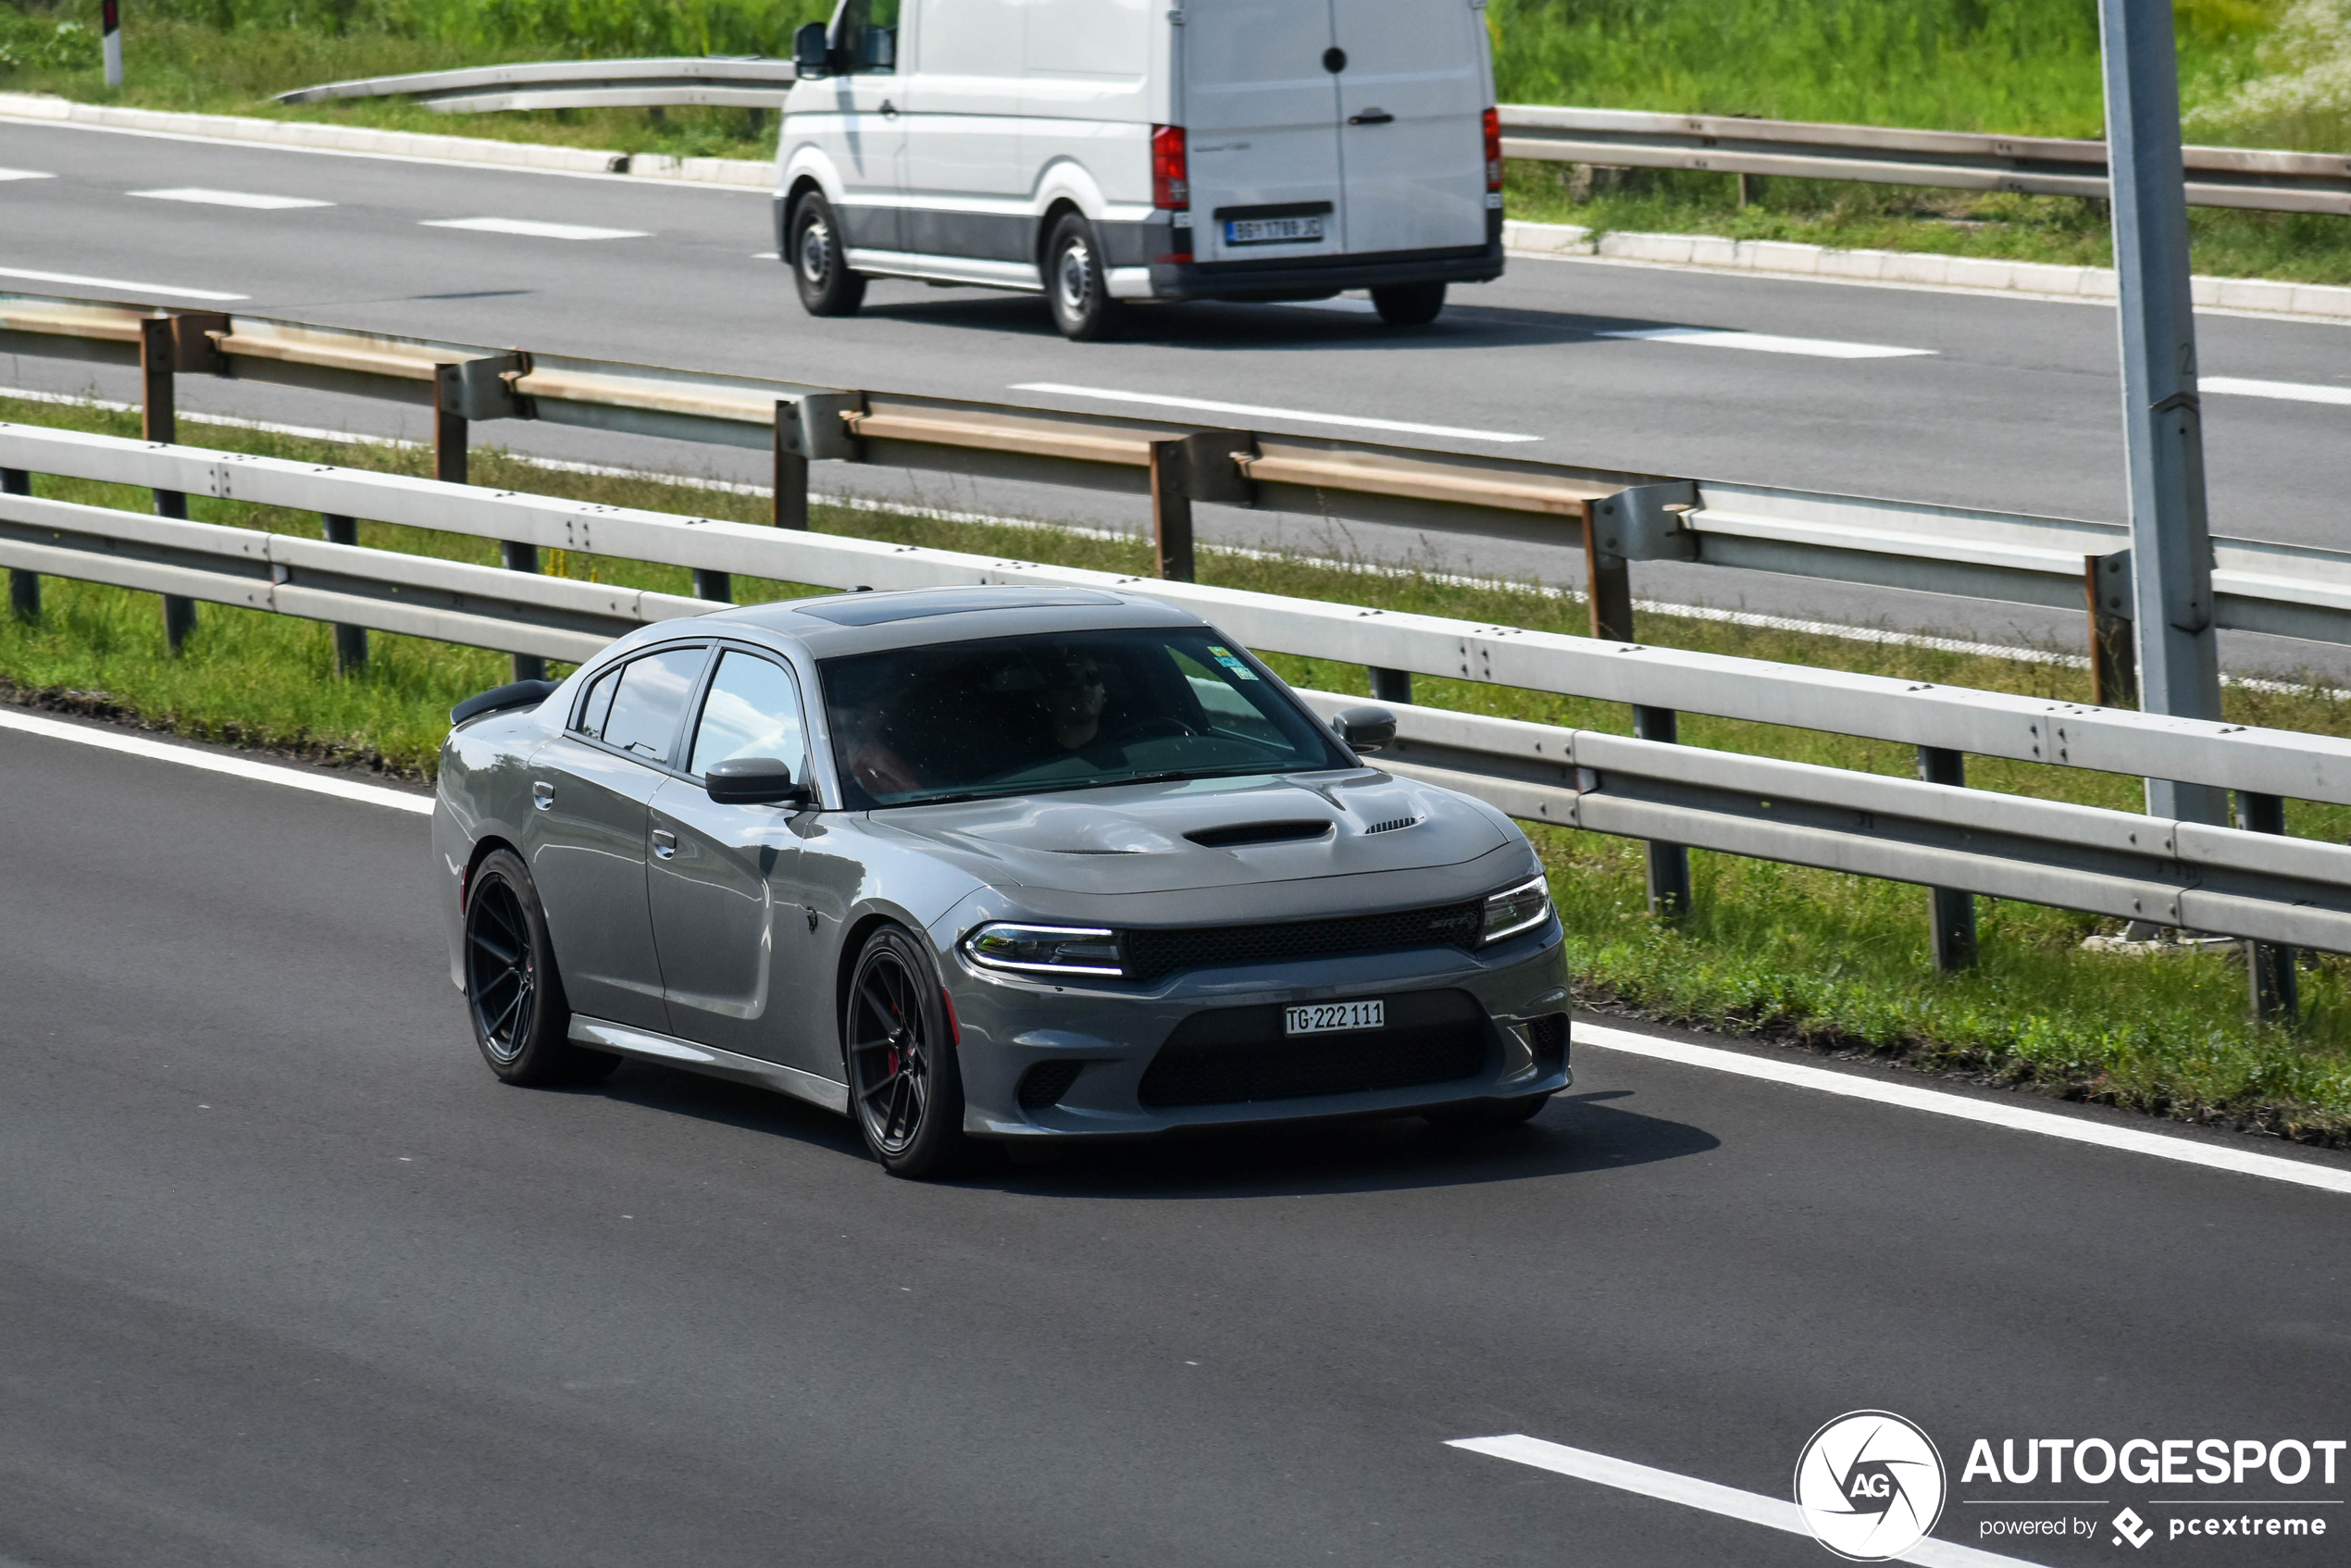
[0,265,247,301]
[0,168,55,180]
[421,216,648,241]
[1598,324,1936,358]
[128,187,333,209]
[2203,375,2351,407]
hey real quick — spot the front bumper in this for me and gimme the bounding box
[946,922,1572,1139]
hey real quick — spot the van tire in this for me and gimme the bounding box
[790,191,867,317]
[1044,212,1126,342]
[1372,281,1448,326]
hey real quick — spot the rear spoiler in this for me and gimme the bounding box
[450,678,563,727]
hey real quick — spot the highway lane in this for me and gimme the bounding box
[1,717,2346,1567]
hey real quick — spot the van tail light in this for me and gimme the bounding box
[1482,106,1503,192]
[1151,124,1189,211]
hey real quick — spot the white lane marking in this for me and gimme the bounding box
[2203,375,2351,407]
[752,250,779,260]
[0,265,247,301]
[1009,382,1541,443]
[1449,1436,2036,1568]
[1600,325,1935,358]
[421,217,648,241]
[0,708,431,815]
[0,168,56,181]
[1577,1022,2351,1196]
[128,186,333,210]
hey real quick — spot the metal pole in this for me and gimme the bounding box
[773,401,810,530]
[1586,506,1690,916]
[321,515,367,674]
[438,364,542,683]
[142,318,197,653]
[1917,746,1980,970]
[2,468,34,622]
[1149,438,1195,582]
[2098,0,2225,825]
[2236,790,2299,1027]
[101,0,122,87]
[1632,704,1692,918]
[1369,668,1413,704]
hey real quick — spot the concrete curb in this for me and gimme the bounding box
[1503,218,2351,322]
[0,91,772,188]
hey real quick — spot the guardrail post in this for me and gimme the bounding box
[1916,746,1980,970]
[1590,504,1689,915]
[1370,668,1412,703]
[2236,790,2300,1027]
[1632,705,1694,918]
[2,467,34,622]
[1149,438,1195,582]
[321,515,367,673]
[2084,551,2138,707]
[1581,506,1636,644]
[773,399,810,530]
[438,364,543,682]
[141,318,197,653]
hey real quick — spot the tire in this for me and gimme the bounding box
[464,849,617,1087]
[843,924,974,1178]
[1043,211,1126,342]
[790,190,867,317]
[1424,1091,1552,1131]
[1371,281,1448,326]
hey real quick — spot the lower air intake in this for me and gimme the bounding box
[1138,989,1490,1109]
[1017,1061,1085,1110]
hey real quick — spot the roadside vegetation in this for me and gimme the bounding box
[5,390,2349,1144]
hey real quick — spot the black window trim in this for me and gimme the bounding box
[680,641,818,793]
[566,641,715,774]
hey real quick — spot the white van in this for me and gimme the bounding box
[775,0,1504,340]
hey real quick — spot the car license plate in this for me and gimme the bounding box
[1225,216,1325,246]
[1284,999,1385,1036]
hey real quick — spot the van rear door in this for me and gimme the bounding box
[1329,0,1488,256]
[1181,0,1342,266]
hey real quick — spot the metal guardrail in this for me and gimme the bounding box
[3,422,2347,981]
[276,57,799,115]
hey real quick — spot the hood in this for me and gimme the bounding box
[868,771,1510,894]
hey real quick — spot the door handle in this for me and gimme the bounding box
[1348,108,1394,126]
[651,828,678,860]
[531,780,554,811]
[878,98,899,117]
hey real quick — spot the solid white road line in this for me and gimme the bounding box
[1600,324,1936,358]
[0,265,247,301]
[1448,1435,2036,1568]
[2202,375,2351,407]
[128,186,333,210]
[1009,382,1542,443]
[0,708,431,815]
[421,217,648,241]
[1576,1022,2351,1196]
[0,167,55,180]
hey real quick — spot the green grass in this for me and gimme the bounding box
[6,391,2351,1142]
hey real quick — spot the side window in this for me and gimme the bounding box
[574,665,621,739]
[690,651,812,781]
[597,646,710,765]
[838,0,899,72]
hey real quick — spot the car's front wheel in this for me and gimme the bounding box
[844,924,973,1178]
[791,190,867,317]
[464,849,617,1086]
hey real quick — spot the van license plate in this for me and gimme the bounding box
[1225,216,1325,246]
[1284,1000,1385,1036]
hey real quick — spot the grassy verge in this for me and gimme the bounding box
[5,391,2350,1142]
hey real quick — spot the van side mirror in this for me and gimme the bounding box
[793,21,832,75]
[706,756,811,806]
[1333,705,1397,755]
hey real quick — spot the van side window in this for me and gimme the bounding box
[838,0,899,72]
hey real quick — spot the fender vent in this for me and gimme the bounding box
[1184,819,1334,849]
[1363,815,1422,834]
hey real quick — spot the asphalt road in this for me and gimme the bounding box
[6,118,2351,677]
[3,716,2345,1567]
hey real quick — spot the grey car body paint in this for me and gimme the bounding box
[435,588,1571,1139]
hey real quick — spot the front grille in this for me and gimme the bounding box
[1138,989,1491,1109]
[1016,1060,1085,1110]
[1124,898,1482,983]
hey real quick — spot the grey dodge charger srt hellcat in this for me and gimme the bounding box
[434,585,1571,1177]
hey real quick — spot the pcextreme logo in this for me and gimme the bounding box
[1795,1411,1948,1561]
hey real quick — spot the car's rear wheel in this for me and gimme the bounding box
[844,925,973,1178]
[1044,211,1126,342]
[791,190,867,317]
[465,849,616,1087]
[1372,281,1448,326]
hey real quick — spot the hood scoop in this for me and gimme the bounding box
[1184,818,1336,850]
[1363,815,1423,834]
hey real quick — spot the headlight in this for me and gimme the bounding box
[1480,875,1552,945]
[964,923,1124,977]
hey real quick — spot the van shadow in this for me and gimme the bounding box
[593,1065,1720,1198]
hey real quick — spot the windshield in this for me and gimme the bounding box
[818,628,1351,808]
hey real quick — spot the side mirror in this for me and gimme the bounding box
[792,21,832,75]
[1333,705,1397,755]
[706,756,810,806]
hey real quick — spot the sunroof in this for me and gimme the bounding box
[794,588,1125,627]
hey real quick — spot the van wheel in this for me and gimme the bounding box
[1045,212,1126,342]
[1372,281,1448,326]
[791,191,866,317]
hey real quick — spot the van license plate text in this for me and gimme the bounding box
[1284,1000,1385,1036]
[1225,216,1325,246]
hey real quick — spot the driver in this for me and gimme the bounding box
[1039,649,1109,751]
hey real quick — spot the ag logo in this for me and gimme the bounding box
[1794,1411,1947,1561]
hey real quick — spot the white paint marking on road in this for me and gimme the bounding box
[1599,324,1936,359]
[1448,1435,2038,1568]
[0,265,247,301]
[1009,382,1542,443]
[0,167,56,181]
[2203,375,2351,407]
[128,186,333,210]
[751,251,779,260]
[0,708,431,815]
[1576,1022,2351,1196]
[421,217,648,241]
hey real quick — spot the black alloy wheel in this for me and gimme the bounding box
[463,849,616,1086]
[792,190,867,317]
[844,925,972,1178]
[1044,211,1126,342]
[1371,280,1448,326]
